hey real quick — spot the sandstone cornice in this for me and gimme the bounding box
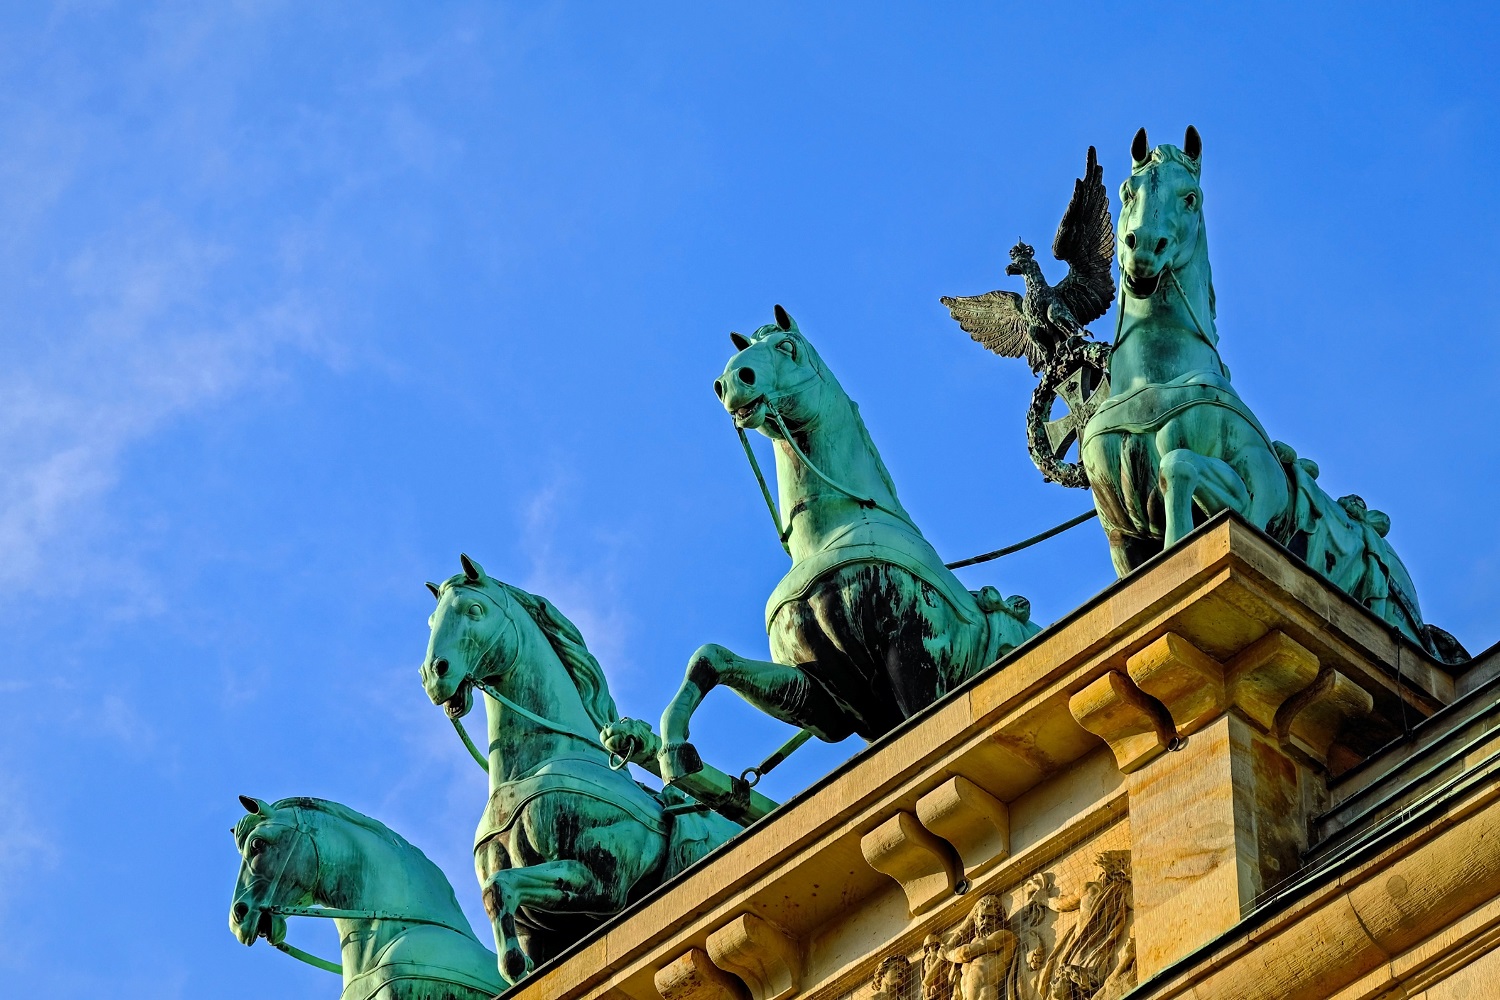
[510,513,1462,1000]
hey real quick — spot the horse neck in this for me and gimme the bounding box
[771,381,911,559]
[305,812,472,975]
[1114,224,1221,387]
[483,600,607,786]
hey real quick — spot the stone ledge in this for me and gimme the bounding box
[1123,771,1500,1000]
[510,513,1458,1000]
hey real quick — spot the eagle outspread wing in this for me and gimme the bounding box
[1052,146,1115,328]
[940,290,1045,370]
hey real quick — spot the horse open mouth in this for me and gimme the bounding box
[731,397,767,428]
[1124,270,1163,297]
[443,680,474,720]
[258,910,286,945]
[235,906,283,946]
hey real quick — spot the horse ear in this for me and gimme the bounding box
[239,795,269,817]
[774,304,793,331]
[730,331,751,352]
[460,553,484,581]
[1131,127,1150,165]
[1183,125,1202,161]
[425,581,441,600]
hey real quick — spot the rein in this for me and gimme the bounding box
[451,676,608,777]
[269,905,477,976]
[732,399,1095,569]
[437,586,608,775]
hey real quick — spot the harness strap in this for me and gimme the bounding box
[265,907,480,978]
[738,425,791,554]
[273,938,343,975]
[767,411,917,530]
[268,904,474,936]
[451,716,490,773]
[470,677,604,749]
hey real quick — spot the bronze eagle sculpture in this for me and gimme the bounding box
[942,146,1115,372]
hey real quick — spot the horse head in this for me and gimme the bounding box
[1118,125,1205,300]
[714,304,835,437]
[229,795,310,948]
[420,554,519,720]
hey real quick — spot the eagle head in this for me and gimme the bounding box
[1005,241,1036,276]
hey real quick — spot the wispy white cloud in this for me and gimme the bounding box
[0,768,58,921]
[0,212,329,608]
[515,477,637,684]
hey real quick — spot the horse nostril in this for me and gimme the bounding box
[1155,238,1168,254]
[1124,233,1137,250]
[233,902,248,922]
[713,379,724,398]
[738,367,756,386]
[433,659,449,677]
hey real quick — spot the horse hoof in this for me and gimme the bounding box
[659,741,704,783]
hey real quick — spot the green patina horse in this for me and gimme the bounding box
[657,307,1040,780]
[1081,127,1462,660]
[229,795,503,1000]
[418,556,739,985]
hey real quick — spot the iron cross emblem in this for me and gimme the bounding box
[1045,362,1109,458]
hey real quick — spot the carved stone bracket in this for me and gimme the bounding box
[1126,632,1225,736]
[1274,667,1376,769]
[655,947,748,1000]
[1068,670,1177,773]
[705,914,800,1000]
[861,810,966,915]
[1223,629,1321,730]
[916,776,1011,878]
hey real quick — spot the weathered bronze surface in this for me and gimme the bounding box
[656,306,1039,783]
[419,555,743,984]
[947,128,1466,663]
[229,795,504,999]
[225,126,1481,998]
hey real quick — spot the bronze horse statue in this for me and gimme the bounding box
[229,795,504,1000]
[655,307,1041,782]
[419,556,741,984]
[1081,127,1464,661]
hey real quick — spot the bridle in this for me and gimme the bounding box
[435,585,610,776]
[233,804,475,976]
[731,360,918,554]
[731,346,1095,570]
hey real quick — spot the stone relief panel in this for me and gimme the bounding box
[860,832,1134,1000]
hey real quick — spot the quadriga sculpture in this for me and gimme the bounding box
[655,307,1040,782]
[418,556,740,984]
[1080,127,1463,660]
[229,795,503,1000]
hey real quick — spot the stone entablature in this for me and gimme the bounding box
[514,514,1494,1000]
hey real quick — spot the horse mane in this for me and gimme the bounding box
[437,572,621,731]
[275,797,427,855]
[498,583,621,732]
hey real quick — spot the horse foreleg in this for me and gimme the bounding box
[482,859,612,985]
[1159,448,1250,547]
[661,643,844,754]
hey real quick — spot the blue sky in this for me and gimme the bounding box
[0,3,1495,996]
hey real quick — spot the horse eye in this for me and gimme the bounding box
[250,838,266,856]
[1185,192,1197,208]
[470,603,484,616]
[777,340,796,357]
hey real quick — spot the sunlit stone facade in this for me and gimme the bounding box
[511,515,1500,1000]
